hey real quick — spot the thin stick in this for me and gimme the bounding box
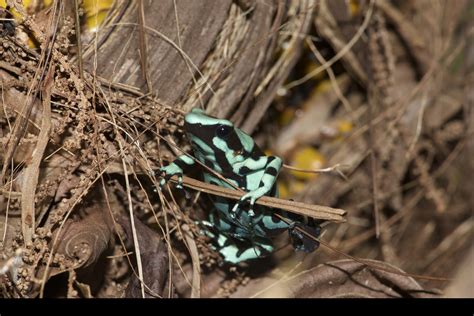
[367,26,381,238]
[183,228,201,298]
[317,238,451,282]
[74,0,83,80]
[283,163,349,181]
[166,175,346,222]
[271,213,450,282]
[138,0,152,93]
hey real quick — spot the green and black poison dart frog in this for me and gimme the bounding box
[160,108,321,264]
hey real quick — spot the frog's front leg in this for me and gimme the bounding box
[159,154,194,189]
[231,156,282,216]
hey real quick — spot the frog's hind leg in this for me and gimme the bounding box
[288,221,321,253]
[215,233,274,264]
[201,211,274,263]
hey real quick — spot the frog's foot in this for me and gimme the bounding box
[198,225,219,252]
[288,222,321,253]
[230,189,266,219]
[198,220,215,237]
[159,163,184,189]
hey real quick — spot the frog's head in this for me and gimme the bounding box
[184,108,253,158]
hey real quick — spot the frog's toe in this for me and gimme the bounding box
[200,220,212,227]
[239,192,252,203]
[202,229,216,239]
[159,178,166,188]
[249,197,257,213]
[231,192,253,213]
[159,172,184,191]
[230,203,240,217]
[175,175,184,189]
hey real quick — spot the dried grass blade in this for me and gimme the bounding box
[183,228,201,298]
[20,69,53,244]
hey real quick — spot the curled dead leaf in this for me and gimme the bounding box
[119,215,172,298]
[55,203,113,270]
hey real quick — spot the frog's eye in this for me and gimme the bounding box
[216,124,233,138]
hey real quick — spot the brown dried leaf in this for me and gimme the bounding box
[232,259,440,298]
[119,215,172,298]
